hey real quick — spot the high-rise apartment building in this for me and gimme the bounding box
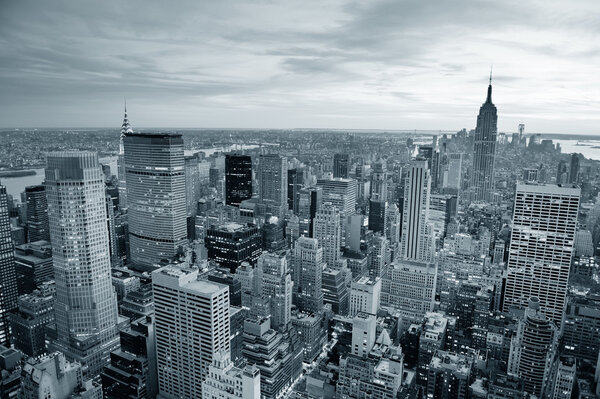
[400,160,434,262]
[316,178,357,217]
[255,251,293,330]
[470,77,498,202]
[333,153,349,179]
[443,153,463,191]
[185,155,200,217]
[569,153,580,184]
[287,168,302,213]
[507,297,557,397]
[225,154,253,207]
[313,203,341,268]
[258,154,287,217]
[368,199,387,235]
[8,282,54,357]
[503,182,580,326]
[152,266,230,399]
[381,260,437,326]
[45,152,119,376]
[0,183,17,347]
[292,236,324,314]
[24,185,50,242]
[124,132,187,268]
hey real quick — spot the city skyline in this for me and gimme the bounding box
[1,1,599,134]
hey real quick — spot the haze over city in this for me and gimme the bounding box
[1,0,599,133]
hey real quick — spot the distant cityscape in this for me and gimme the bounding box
[1,78,600,399]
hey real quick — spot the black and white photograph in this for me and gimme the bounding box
[0,1,599,398]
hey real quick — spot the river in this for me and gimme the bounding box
[1,144,261,200]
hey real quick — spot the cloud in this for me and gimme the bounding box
[0,0,598,133]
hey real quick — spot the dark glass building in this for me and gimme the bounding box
[333,153,349,178]
[205,223,262,273]
[225,154,253,207]
[24,185,50,243]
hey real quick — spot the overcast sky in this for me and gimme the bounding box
[1,1,599,134]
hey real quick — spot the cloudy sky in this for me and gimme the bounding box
[1,1,599,134]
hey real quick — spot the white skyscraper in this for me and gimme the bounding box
[400,160,434,262]
[45,152,119,376]
[316,178,357,217]
[503,182,580,326]
[313,203,341,268]
[153,266,230,399]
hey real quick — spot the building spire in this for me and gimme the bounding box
[486,67,493,104]
[120,99,133,154]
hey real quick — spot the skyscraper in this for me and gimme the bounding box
[470,75,498,202]
[44,152,119,376]
[503,182,580,326]
[258,154,287,217]
[292,236,324,314]
[117,103,133,210]
[507,297,557,397]
[124,132,187,268]
[443,153,462,191]
[0,183,17,346]
[205,223,262,273]
[316,178,357,217]
[313,203,341,268]
[184,155,200,217]
[333,153,349,179]
[255,251,293,330]
[152,266,230,399]
[370,161,387,200]
[569,153,580,184]
[225,154,253,207]
[400,160,434,262]
[24,185,50,243]
[287,168,302,213]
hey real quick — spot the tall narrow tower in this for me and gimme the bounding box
[470,74,498,202]
[0,183,17,346]
[45,152,119,376]
[401,160,434,262]
[24,185,50,243]
[292,237,324,314]
[258,154,288,217]
[313,203,341,268]
[117,102,133,210]
[124,132,187,267]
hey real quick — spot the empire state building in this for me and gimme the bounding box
[471,75,498,202]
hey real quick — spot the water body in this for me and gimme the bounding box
[556,139,600,161]
[1,144,261,200]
